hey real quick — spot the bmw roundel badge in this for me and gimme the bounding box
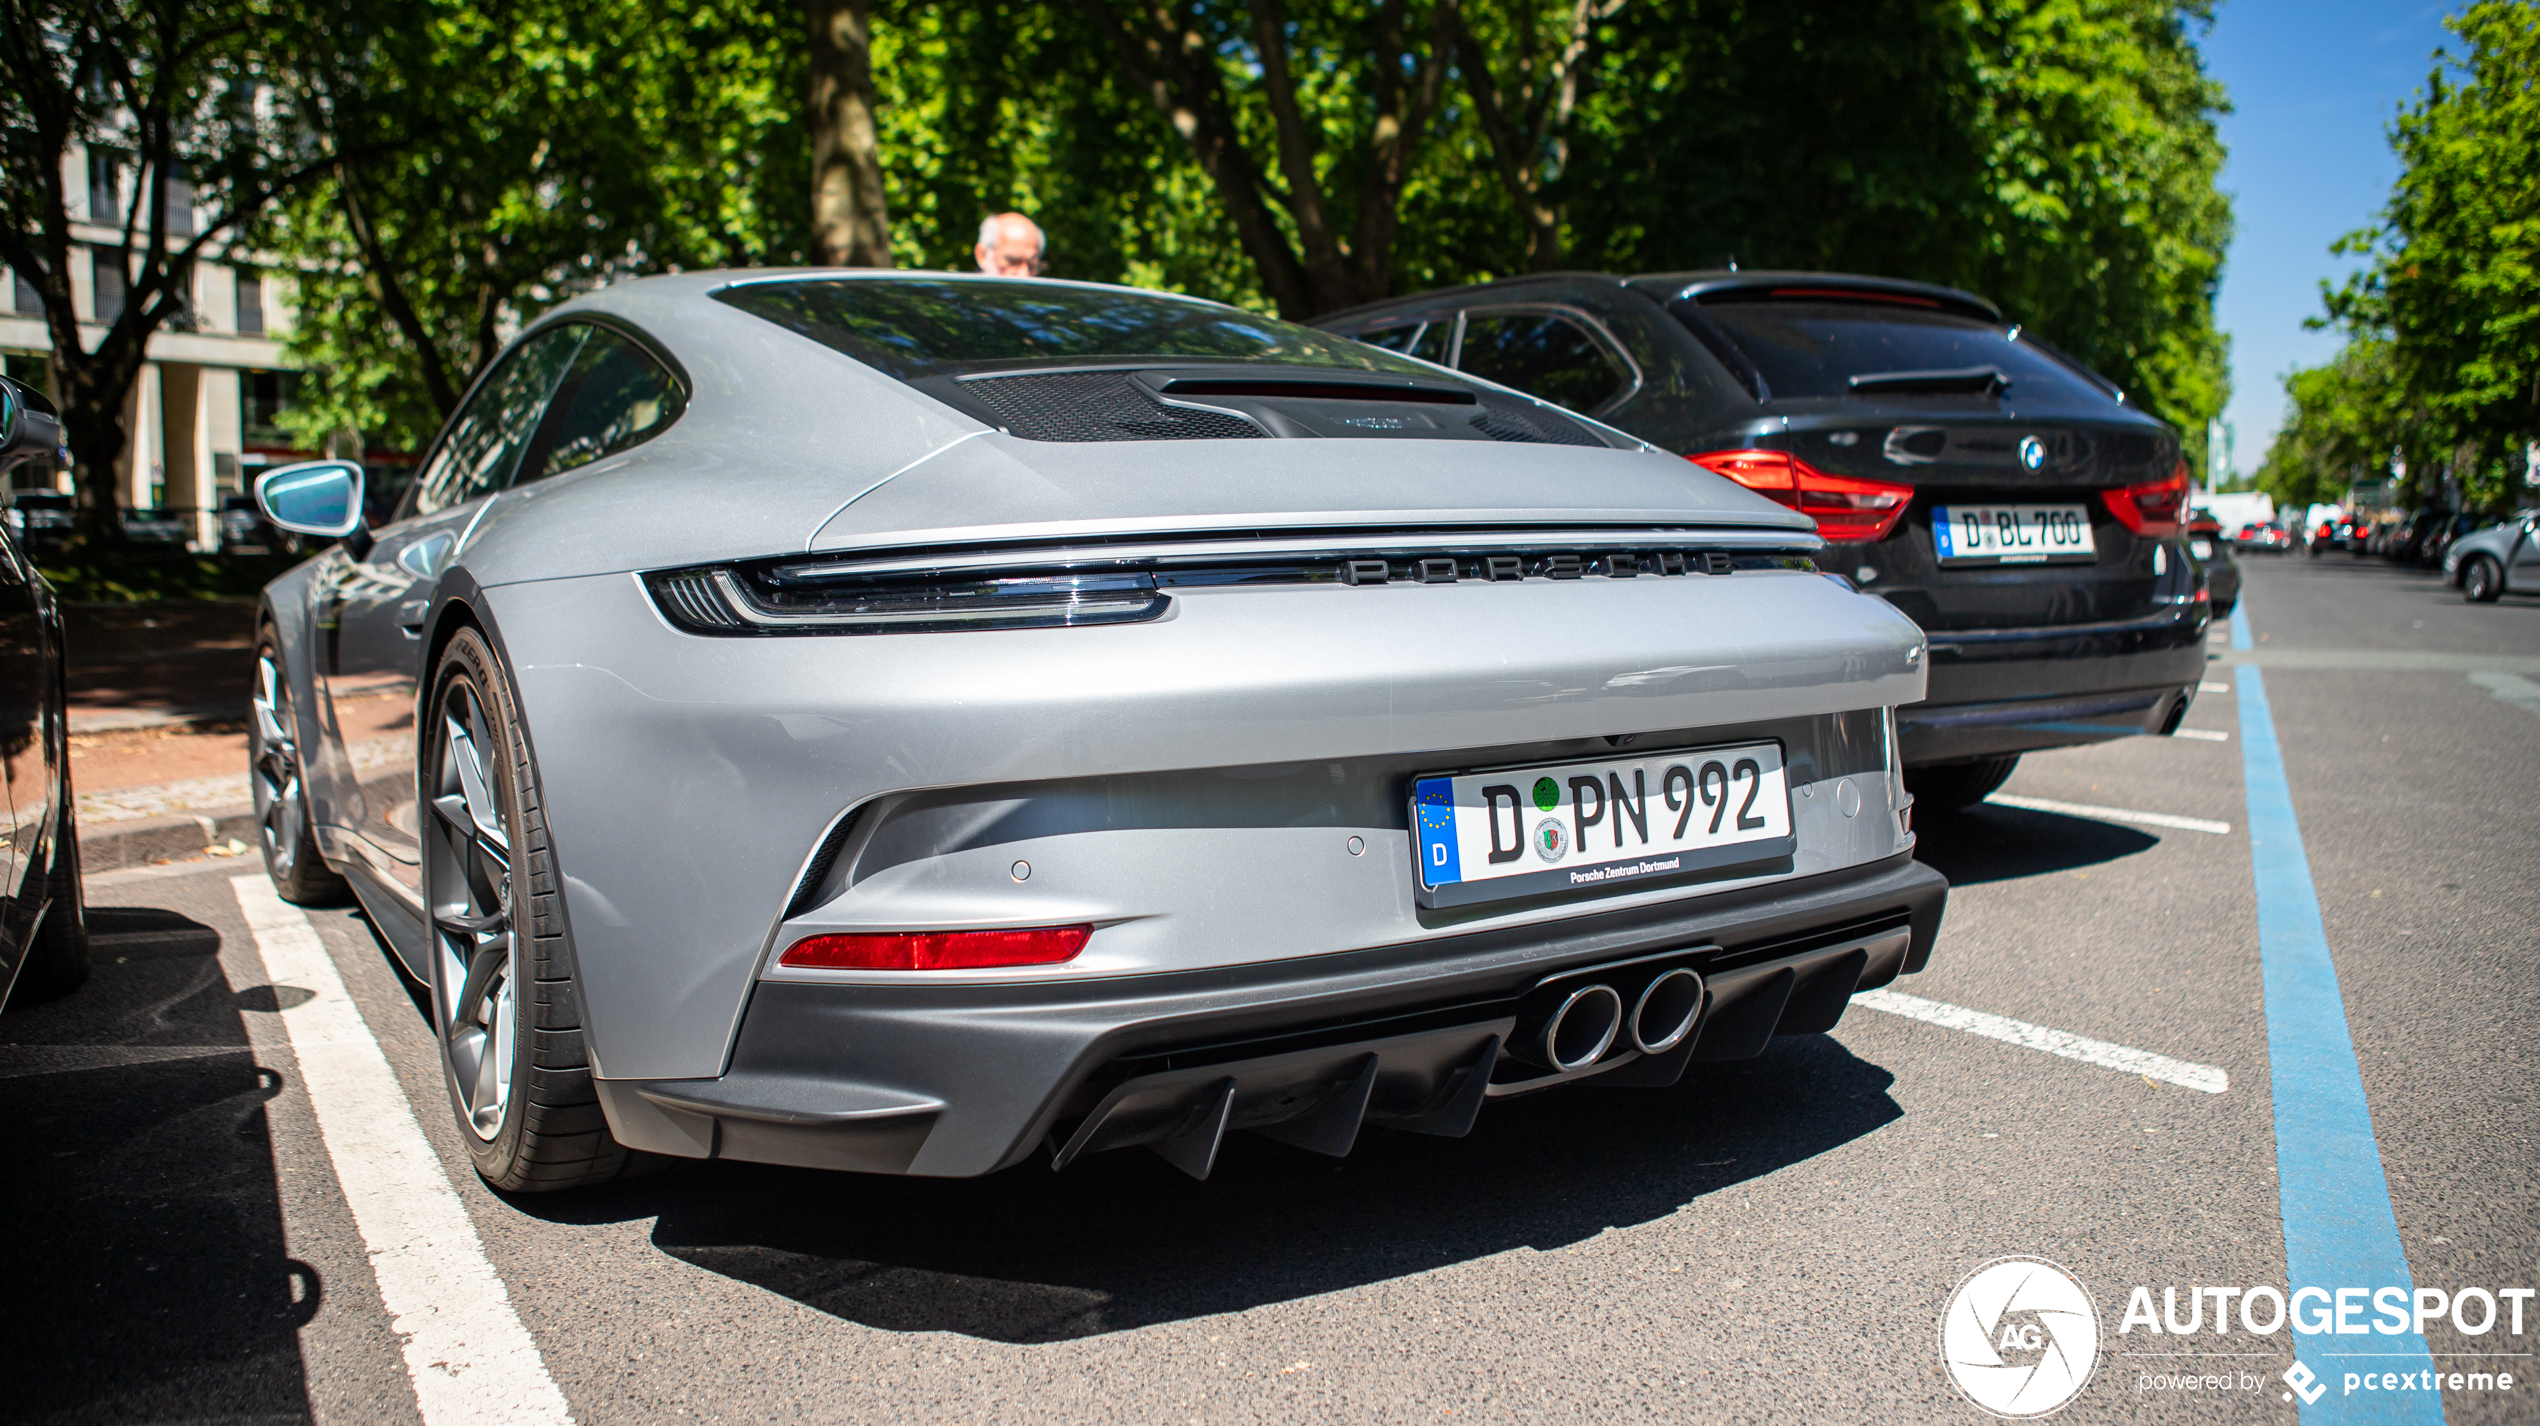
[2019,435,2046,470]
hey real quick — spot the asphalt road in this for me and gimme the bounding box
[5,552,2534,1425]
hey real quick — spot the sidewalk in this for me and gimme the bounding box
[63,600,419,869]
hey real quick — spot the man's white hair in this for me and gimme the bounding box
[977,212,1046,255]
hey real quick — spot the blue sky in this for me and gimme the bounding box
[2200,1,2459,475]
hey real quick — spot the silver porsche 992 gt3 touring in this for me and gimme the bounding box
[249,273,1946,1191]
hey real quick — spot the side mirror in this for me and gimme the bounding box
[0,375,64,474]
[255,459,372,554]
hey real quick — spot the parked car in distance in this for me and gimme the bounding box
[0,373,88,1007]
[121,507,190,544]
[1312,269,2210,813]
[2234,521,2290,553]
[2446,510,2540,603]
[249,272,1948,1192]
[2186,507,2238,617]
[4,488,74,553]
[220,493,276,552]
[2382,506,2452,566]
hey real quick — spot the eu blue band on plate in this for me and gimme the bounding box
[1933,512,1956,559]
[1414,777,1462,887]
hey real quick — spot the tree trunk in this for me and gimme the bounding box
[60,381,133,547]
[807,0,891,268]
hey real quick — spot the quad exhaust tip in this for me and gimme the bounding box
[1538,983,1624,1072]
[1630,967,1706,1055]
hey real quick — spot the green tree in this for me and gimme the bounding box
[2326,1,2538,512]
[2253,338,2405,513]
[268,0,804,454]
[0,0,331,540]
[1553,0,2233,471]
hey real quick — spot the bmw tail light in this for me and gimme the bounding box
[779,925,1093,971]
[2103,460,2190,538]
[1686,449,1913,542]
[648,567,1166,636]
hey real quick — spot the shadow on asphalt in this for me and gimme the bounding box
[0,906,322,1421]
[1910,803,2160,886]
[511,1033,1899,1343]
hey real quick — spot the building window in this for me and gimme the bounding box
[93,248,127,322]
[243,368,299,444]
[163,175,194,236]
[9,268,38,316]
[86,149,122,224]
[235,269,264,334]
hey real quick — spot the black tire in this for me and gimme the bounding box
[252,634,352,905]
[16,788,89,999]
[2462,556,2503,604]
[424,627,638,1192]
[1903,754,2021,814]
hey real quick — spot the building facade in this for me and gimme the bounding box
[1,138,307,550]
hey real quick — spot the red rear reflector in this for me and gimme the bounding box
[1686,448,1914,543]
[2103,460,2190,538]
[780,925,1092,971]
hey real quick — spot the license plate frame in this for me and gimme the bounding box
[1408,742,1797,910]
[1931,504,2098,564]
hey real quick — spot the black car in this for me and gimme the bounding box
[2186,507,2239,617]
[1314,271,2209,811]
[4,488,75,554]
[0,374,88,1006]
[219,492,276,552]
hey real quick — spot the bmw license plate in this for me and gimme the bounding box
[1410,743,1796,910]
[1931,504,2096,564]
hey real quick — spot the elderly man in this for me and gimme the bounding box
[974,212,1045,277]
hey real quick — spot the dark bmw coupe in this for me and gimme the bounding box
[1315,271,2211,812]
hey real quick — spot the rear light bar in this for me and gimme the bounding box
[2103,460,2190,538]
[648,569,1167,636]
[779,925,1093,971]
[1686,449,1913,543]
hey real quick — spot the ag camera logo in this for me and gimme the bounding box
[1941,1257,2101,1417]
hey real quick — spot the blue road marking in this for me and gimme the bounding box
[2231,602,2254,651]
[2239,667,2441,1424]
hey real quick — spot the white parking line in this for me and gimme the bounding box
[1984,793,2232,835]
[2471,671,2540,722]
[2171,727,2232,742]
[2199,680,2233,693]
[229,876,574,1426]
[1853,987,2229,1093]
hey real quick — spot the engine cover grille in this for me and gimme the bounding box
[959,371,1268,443]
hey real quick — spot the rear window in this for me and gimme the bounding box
[716,278,1430,380]
[1679,299,2117,405]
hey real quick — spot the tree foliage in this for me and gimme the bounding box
[262,0,2237,465]
[0,0,327,537]
[2264,2,2538,517]
[266,0,804,454]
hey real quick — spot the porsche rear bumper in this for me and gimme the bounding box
[594,852,1945,1177]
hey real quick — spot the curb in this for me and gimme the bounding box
[83,804,264,872]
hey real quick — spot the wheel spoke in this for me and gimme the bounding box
[444,708,509,853]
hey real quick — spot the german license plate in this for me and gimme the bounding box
[1931,504,2096,564]
[2190,537,2214,558]
[1410,743,1795,909]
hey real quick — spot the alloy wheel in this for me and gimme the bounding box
[250,650,305,876]
[427,680,517,1141]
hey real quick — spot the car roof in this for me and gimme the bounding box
[1316,269,2003,326]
